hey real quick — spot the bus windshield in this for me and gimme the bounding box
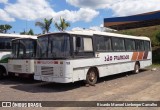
[12,39,36,59]
[0,38,13,51]
[37,34,71,59]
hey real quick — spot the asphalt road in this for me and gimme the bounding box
[0,67,160,110]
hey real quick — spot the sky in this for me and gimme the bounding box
[0,0,160,34]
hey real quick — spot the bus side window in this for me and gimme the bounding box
[74,36,93,52]
[125,39,135,51]
[83,37,93,51]
[74,36,84,52]
[95,36,112,52]
[73,36,94,57]
[144,41,150,51]
[136,40,144,51]
[112,37,125,51]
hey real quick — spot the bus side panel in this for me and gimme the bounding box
[139,51,152,68]
[98,62,135,77]
[72,67,89,82]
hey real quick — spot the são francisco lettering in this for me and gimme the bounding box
[105,55,129,61]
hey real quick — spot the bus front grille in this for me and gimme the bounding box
[13,65,22,72]
[41,67,54,75]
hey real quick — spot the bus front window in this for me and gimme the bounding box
[37,37,48,58]
[37,34,71,59]
[12,39,36,59]
[18,39,36,58]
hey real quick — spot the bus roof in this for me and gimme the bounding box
[12,36,37,41]
[38,30,150,41]
[0,33,37,39]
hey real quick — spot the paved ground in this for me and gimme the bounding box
[0,67,160,110]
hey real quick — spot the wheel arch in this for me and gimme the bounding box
[0,65,7,75]
[135,61,140,68]
[88,66,99,78]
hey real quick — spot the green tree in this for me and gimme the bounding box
[54,17,70,31]
[35,18,53,34]
[20,30,27,35]
[0,25,3,33]
[0,24,12,33]
[20,29,34,35]
[28,29,34,35]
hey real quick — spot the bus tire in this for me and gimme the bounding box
[0,67,6,79]
[86,68,98,86]
[133,63,140,74]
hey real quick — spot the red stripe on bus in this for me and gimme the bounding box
[132,52,139,61]
[54,61,59,64]
[138,52,144,60]
[143,51,149,59]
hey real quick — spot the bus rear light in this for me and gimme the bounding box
[37,61,41,64]
[54,61,58,64]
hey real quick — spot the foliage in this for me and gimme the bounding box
[152,47,160,65]
[20,30,27,35]
[35,18,53,34]
[54,17,70,31]
[155,31,160,43]
[28,29,34,35]
[20,29,34,35]
[0,24,12,33]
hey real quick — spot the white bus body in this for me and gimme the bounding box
[0,34,35,78]
[34,30,152,85]
[8,36,37,78]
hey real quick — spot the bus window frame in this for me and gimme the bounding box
[94,35,113,52]
[144,40,151,51]
[135,40,145,51]
[71,34,95,58]
[112,37,126,52]
[124,38,136,52]
[11,38,37,59]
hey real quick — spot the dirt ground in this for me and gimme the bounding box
[0,67,160,110]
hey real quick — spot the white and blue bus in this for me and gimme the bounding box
[34,30,152,85]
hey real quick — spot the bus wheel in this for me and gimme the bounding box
[86,68,98,86]
[133,63,140,74]
[0,68,5,79]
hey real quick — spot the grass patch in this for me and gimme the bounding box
[150,63,160,68]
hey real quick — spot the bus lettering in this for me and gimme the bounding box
[105,55,129,61]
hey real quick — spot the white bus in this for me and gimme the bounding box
[0,34,34,79]
[8,35,37,78]
[34,30,152,85]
